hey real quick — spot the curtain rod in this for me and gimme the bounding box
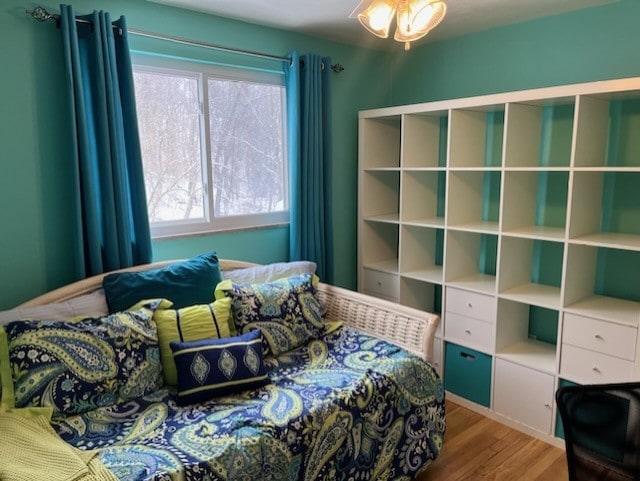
[26,6,345,73]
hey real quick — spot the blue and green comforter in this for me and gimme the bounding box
[52,327,445,481]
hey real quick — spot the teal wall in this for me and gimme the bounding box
[391,0,640,105]
[2,0,640,310]
[0,0,391,309]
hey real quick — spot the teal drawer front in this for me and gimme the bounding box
[444,342,492,407]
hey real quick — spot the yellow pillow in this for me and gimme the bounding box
[0,327,14,410]
[153,297,234,385]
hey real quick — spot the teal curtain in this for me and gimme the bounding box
[60,5,151,278]
[286,52,334,282]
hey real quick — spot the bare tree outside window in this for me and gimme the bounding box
[133,62,288,237]
[208,79,285,217]
[134,69,204,223]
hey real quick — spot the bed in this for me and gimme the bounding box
[1,258,445,481]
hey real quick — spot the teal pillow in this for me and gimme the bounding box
[215,274,326,357]
[103,252,222,313]
[170,329,267,405]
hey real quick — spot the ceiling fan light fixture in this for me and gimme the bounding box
[394,0,446,49]
[351,0,397,39]
[352,0,446,50]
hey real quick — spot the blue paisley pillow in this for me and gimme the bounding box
[4,302,163,416]
[215,274,326,357]
[171,329,267,405]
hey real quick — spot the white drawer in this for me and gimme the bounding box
[362,268,399,301]
[493,359,554,434]
[563,313,637,361]
[446,287,496,323]
[445,312,494,352]
[560,344,635,384]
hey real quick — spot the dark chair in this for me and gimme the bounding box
[556,383,640,481]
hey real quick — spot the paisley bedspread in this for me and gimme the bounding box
[52,327,445,481]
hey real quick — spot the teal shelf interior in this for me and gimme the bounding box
[528,305,559,345]
[531,240,564,288]
[606,98,640,167]
[436,171,447,219]
[484,110,505,167]
[595,247,640,303]
[478,234,498,276]
[539,104,574,167]
[535,171,569,228]
[435,228,444,266]
[482,171,501,223]
[438,115,448,167]
[601,172,640,235]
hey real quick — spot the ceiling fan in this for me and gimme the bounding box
[350,0,447,50]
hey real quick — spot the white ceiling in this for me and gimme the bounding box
[149,0,617,50]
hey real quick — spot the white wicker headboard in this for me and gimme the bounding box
[16,259,439,362]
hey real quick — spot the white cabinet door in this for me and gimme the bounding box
[493,358,555,434]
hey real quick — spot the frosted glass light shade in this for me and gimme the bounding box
[352,0,398,39]
[394,0,446,43]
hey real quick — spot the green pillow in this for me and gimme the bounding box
[153,297,234,385]
[103,252,222,313]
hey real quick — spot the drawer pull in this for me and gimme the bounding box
[592,366,601,374]
[595,334,604,340]
[544,403,551,409]
[465,329,471,335]
[467,302,473,308]
[460,352,476,360]
[377,281,382,287]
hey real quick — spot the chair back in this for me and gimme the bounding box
[556,383,640,481]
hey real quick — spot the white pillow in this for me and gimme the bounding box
[223,261,317,285]
[0,290,108,326]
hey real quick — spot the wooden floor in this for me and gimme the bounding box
[416,400,569,481]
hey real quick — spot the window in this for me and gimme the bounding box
[133,58,288,237]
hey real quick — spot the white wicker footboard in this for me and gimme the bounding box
[316,283,439,362]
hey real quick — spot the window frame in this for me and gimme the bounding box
[132,55,289,239]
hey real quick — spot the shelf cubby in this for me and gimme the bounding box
[360,220,399,273]
[445,230,497,294]
[574,95,640,168]
[400,226,444,283]
[361,170,400,223]
[501,170,568,240]
[402,112,448,168]
[569,171,640,250]
[498,237,564,309]
[564,244,640,326]
[495,299,558,373]
[401,170,445,227]
[447,170,501,232]
[504,101,574,168]
[400,278,443,338]
[449,107,504,168]
[360,117,401,169]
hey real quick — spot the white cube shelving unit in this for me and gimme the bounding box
[357,77,640,447]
